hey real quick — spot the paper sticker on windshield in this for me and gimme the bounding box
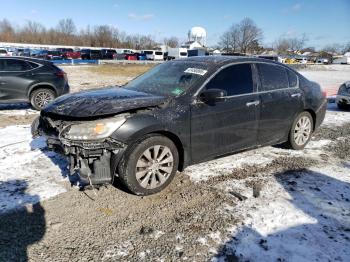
[184,68,207,76]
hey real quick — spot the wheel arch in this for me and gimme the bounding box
[303,108,316,131]
[150,130,185,172]
[28,83,57,98]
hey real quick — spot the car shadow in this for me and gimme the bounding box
[0,103,32,111]
[30,137,80,186]
[0,180,46,261]
[214,169,350,261]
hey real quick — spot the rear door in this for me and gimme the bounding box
[190,63,259,162]
[0,59,35,101]
[256,63,303,145]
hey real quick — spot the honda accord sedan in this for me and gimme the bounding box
[33,56,327,195]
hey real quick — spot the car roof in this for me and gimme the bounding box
[178,55,282,67]
[0,56,52,65]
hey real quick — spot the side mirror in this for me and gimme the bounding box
[199,89,227,103]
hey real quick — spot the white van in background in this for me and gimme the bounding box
[142,50,164,60]
[167,48,188,60]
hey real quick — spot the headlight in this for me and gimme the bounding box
[64,115,127,140]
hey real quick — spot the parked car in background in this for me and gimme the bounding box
[5,47,15,56]
[0,57,69,110]
[100,49,117,59]
[14,48,25,56]
[336,81,350,110]
[142,50,164,60]
[125,53,138,60]
[136,52,147,60]
[33,56,326,196]
[0,48,9,57]
[30,49,42,57]
[316,58,329,64]
[37,50,63,60]
[57,48,81,59]
[81,49,102,60]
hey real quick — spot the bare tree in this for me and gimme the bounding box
[57,18,76,35]
[273,34,308,54]
[219,18,262,54]
[164,36,179,48]
[0,19,15,42]
[238,18,263,53]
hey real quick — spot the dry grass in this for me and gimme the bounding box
[82,64,155,77]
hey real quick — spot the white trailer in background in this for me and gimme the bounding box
[167,48,188,60]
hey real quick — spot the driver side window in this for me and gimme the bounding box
[206,63,254,96]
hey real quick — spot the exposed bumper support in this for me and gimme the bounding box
[36,117,126,185]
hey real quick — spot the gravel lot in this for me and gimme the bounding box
[0,64,349,261]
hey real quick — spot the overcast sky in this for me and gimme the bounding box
[2,0,350,48]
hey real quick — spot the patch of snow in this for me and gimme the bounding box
[0,125,67,214]
[216,165,350,262]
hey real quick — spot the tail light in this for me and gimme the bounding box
[55,70,67,81]
[322,91,327,98]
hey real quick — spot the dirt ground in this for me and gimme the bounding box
[0,64,349,261]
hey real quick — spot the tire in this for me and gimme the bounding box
[31,116,40,138]
[285,111,314,150]
[117,134,179,196]
[337,102,348,110]
[30,88,56,110]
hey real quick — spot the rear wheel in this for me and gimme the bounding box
[285,111,314,150]
[117,135,179,196]
[337,102,348,110]
[30,88,56,110]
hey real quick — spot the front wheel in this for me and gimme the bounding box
[285,111,314,150]
[117,135,179,196]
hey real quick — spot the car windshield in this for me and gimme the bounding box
[124,61,209,97]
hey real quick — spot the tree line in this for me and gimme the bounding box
[0,18,180,49]
[218,17,350,55]
[1,17,349,54]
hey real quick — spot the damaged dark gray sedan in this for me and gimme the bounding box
[32,56,327,195]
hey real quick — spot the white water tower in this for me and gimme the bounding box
[188,26,207,47]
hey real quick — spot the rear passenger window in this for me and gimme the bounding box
[287,69,298,87]
[4,59,31,71]
[257,63,289,91]
[28,62,40,69]
[206,64,253,96]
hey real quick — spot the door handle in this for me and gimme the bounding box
[0,82,6,85]
[246,100,260,107]
[291,93,301,98]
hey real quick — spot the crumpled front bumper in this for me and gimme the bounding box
[35,116,126,185]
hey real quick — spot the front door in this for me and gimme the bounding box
[190,63,259,163]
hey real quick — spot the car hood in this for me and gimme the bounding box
[41,87,168,118]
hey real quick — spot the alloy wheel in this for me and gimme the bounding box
[135,145,174,189]
[34,91,54,108]
[294,116,312,146]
